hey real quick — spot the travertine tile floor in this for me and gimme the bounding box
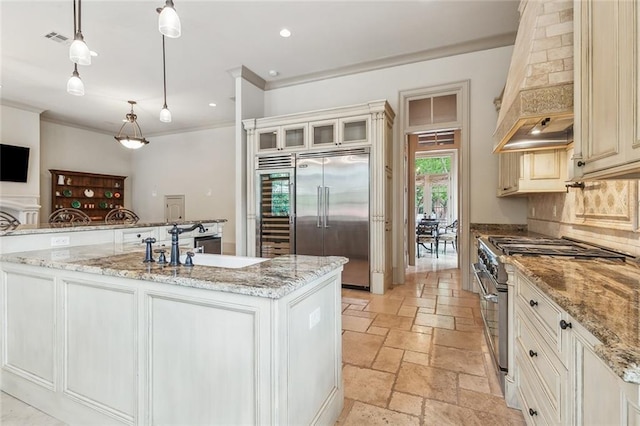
[336,256,526,426]
[1,255,525,426]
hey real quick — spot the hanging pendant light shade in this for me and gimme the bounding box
[69,0,91,65]
[114,101,149,150]
[160,104,172,123]
[69,34,90,66]
[159,35,172,122]
[66,64,85,96]
[158,0,181,38]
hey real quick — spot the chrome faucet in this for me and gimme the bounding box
[167,223,206,266]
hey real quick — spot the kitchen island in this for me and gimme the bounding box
[0,245,346,425]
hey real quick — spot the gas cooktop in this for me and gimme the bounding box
[487,236,628,261]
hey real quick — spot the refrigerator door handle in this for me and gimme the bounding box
[324,186,330,228]
[316,186,323,228]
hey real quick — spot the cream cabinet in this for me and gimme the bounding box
[569,320,640,426]
[113,226,158,247]
[573,0,640,179]
[514,272,571,425]
[498,152,519,196]
[243,100,394,294]
[309,115,370,148]
[0,261,343,425]
[498,149,568,197]
[514,268,640,425]
[256,123,308,153]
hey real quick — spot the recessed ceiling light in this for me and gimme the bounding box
[279,28,291,38]
[268,70,279,77]
[209,103,216,107]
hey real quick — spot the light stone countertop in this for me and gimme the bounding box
[0,245,348,299]
[505,255,640,384]
[0,219,228,236]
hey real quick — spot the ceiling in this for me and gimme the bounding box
[0,1,519,137]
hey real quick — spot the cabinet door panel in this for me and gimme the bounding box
[587,0,620,160]
[578,337,622,425]
[310,120,337,147]
[574,0,640,178]
[258,128,279,151]
[281,123,308,151]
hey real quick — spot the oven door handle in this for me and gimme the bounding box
[472,262,484,278]
[472,263,488,287]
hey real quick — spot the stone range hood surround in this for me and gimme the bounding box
[493,0,574,153]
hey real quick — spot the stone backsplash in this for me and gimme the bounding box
[528,180,640,256]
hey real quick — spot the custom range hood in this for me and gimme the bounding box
[493,0,574,153]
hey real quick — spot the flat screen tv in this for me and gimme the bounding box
[0,144,30,182]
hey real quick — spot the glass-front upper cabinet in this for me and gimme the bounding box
[310,116,370,148]
[256,124,308,153]
[310,120,337,148]
[339,115,370,146]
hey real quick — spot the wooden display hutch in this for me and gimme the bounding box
[50,170,126,221]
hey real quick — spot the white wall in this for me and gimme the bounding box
[130,126,236,250]
[39,121,133,220]
[0,105,41,201]
[234,77,265,255]
[264,45,528,224]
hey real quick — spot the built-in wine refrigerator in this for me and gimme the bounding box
[256,167,295,258]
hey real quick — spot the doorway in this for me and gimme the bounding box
[407,132,459,268]
[396,81,469,286]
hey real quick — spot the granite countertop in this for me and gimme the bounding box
[505,255,640,384]
[0,219,228,236]
[0,245,347,299]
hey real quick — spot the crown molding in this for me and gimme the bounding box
[265,32,516,90]
[227,65,266,90]
[40,114,235,138]
[1,99,46,114]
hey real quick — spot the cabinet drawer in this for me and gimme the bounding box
[516,346,553,426]
[516,275,563,350]
[515,313,567,424]
[116,227,157,245]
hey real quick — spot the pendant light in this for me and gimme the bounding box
[66,64,84,96]
[114,101,149,150]
[158,0,181,38]
[69,0,91,66]
[159,35,172,122]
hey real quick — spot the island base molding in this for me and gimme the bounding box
[0,263,344,425]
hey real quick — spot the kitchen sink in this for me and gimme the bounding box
[180,253,267,268]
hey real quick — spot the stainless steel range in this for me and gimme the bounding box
[473,235,629,393]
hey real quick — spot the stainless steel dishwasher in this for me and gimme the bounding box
[194,235,222,254]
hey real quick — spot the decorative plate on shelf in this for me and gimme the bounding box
[99,201,108,209]
[114,192,121,199]
[71,200,81,208]
[84,189,94,197]
[63,189,72,197]
[105,191,113,198]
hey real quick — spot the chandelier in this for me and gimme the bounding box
[114,101,149,150]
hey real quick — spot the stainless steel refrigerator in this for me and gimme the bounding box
[295,148,370,289]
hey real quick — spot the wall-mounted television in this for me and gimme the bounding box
[0,144,30,182]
